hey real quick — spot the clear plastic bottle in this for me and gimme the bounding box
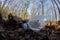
[28,16,50,32]
[23,16,50,32]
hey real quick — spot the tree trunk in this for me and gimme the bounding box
[51,0,57,21]
[53,0,60,14]
[42,0,44,15]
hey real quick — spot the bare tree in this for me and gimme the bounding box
[37,7,40,16]
[57,0,60,4]
[53,0,60,14]
[53,0,60,20]
[2,0,8,8]
[42,0,44,15]
[31,5,36,16]
[0,1,2,7]
[51,0,57,21]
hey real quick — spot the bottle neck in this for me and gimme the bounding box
[23,22,30,29]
